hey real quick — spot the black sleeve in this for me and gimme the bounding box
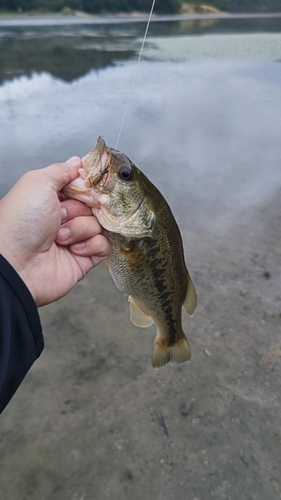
[0,254,44,414]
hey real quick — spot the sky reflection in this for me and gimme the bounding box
[1,28,281,237]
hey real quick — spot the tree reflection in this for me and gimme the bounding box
[0,26,137,84]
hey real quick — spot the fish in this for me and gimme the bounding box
[63,137,197,368]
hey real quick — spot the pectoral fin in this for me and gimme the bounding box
[151,334,191,368]
[128,296,154,328]
[183,273,197,317]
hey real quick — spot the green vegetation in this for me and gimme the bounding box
[0,0,182,15]
[0,0,280,14]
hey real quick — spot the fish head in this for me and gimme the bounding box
[62,137,155,238]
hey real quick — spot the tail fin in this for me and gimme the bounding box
[151,334,191,368]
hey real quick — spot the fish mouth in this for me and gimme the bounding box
[62,137,112,205]
[82,136,114,191]
[84,164,112,191]
[62,176,96,206]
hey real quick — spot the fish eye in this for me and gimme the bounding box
[119,165,133,181]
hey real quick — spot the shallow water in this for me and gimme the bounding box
[0,14,281,500]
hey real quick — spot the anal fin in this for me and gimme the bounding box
[128,296,154,328]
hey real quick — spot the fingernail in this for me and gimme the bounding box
[67,156,81,166]
[58,227,71,241]
[73,242,86,251]
[61,207,67,223]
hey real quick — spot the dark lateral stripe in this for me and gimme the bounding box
[148,241,178,345]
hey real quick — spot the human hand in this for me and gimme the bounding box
[0,157,111,306]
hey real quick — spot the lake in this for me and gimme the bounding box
[0,13,281,500]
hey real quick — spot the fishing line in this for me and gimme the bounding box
[115,0,156,150]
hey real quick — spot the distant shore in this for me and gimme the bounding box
[1,10,281,27]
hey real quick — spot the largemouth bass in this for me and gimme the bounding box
[63,137,197,367]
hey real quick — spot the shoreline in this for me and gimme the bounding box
[1,11,281,27]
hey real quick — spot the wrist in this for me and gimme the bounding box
[0,247,37,304]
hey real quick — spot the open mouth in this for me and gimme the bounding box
[86,167,110,189]
[62,137,113,203]
[62,161,111,205]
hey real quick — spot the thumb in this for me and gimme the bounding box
[44,156,83,192]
